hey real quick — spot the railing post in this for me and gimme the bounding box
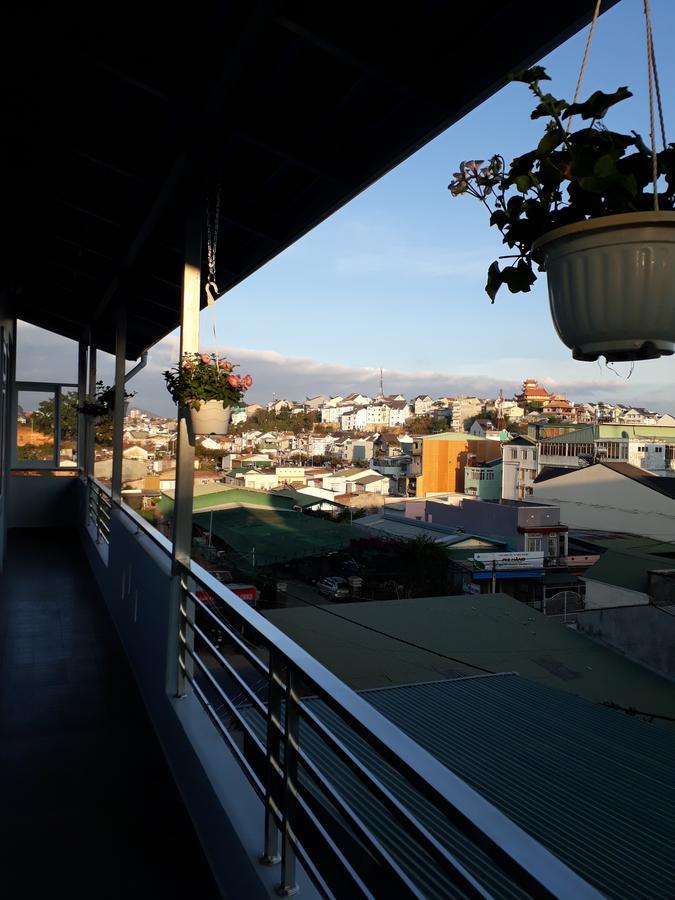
[262,652,283,867]
[177,573,195,696]
[279,666,299,896]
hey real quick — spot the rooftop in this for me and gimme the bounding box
[264,593,675,721]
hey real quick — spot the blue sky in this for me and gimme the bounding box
[18,0,675,413]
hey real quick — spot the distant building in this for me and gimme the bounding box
[501,435,539,500]
[451,397,483,431]
[464,458,502,500]
[410,432,502,497]
[516,378,552,409]
[412,395,433,416]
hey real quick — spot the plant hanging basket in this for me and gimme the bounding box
[187,400,232,436]
[533,212,675,362]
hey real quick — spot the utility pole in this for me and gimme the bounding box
[379,367,384,399]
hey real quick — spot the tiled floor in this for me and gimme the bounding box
[0,529,220,899]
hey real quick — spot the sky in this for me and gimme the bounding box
[16,0,675,414]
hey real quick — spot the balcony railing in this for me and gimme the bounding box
[87,477,112,545]
[82,475,600,899]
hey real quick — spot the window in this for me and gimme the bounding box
[526,535,544,552]
[655,446,663,453]
[14,382,79,469]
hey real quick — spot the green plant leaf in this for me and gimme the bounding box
[501,259,537,294]
[485,261,503,302]
[537,127,565,157]
[515,174,532,192]
[509,66,550,84]
[562,87,632,121]
[530,93,568,120]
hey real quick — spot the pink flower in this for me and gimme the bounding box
[182,359,192,370]
[201,353,211,364]
[219,359,233,372]
[228,374,240,388]
[242,374,253,388]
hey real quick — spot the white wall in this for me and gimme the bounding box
[532,465,675,539]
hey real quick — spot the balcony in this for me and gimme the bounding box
[0,472,603,898]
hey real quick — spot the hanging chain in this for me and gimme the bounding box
[566,0,602,134]
[206,175,221,285]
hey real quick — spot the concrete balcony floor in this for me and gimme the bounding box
[0,529,220,899]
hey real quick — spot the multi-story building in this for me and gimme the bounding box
[387,400,411,427]
[341,407,368,431]
[412,395,433,416]
[410,432,502,497]
[538,424,675,475]
[366,403,391,429]
[541,396,575,419]
[321,404,352,424]
[451,397,483,431]
[464,458,502,500]
[502,436,539,500]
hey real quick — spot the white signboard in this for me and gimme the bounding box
[473,551,545,571]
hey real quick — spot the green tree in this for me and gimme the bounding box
[32,391,78,439]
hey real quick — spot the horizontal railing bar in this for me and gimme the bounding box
[298,701,490,899]
[190,619,268,718]
[292,791,376,900]
[101,484,599,899]
[185,562,597,897]
[190,591,270,677]
[182,665,266,803]
[297,745,422,899]
[181,640,267,759]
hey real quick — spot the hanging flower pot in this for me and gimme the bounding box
[533,212,675,361]
[164,352,253,436]
[448,54,675,363]
[187,400,232,435]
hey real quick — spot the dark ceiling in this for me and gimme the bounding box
[2,1,616,359]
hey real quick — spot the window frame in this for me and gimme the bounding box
[13,380,79,470]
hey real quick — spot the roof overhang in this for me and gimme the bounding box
[3,2,617,359]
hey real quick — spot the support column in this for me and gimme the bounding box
[77,340,87,474]
[170,203,202,697]
[111,304,127,506]
[86,337,97,480]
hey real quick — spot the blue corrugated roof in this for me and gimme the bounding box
[243,674,675,898]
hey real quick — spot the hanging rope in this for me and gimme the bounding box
[644,0,660,210]
[566,0,602,133]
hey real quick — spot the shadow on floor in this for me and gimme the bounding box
[0,528,221,899]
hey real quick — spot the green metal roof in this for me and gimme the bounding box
[193,506,352,567]
[263,593,675,721]
[157,486,315,517]
[584,537,675,592]
[420,432,487,441]
[242,674,675,898]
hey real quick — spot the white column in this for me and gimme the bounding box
[86,337,97,480]
[111,304,127,506]
[77,340,87,474]
[171,203,201,697]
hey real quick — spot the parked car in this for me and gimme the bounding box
[317,576,350,600]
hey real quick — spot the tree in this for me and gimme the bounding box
[409,415,450,435]
[32,391,78,439]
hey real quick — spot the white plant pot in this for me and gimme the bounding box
[188,401,232,436]
[533,212,675,362]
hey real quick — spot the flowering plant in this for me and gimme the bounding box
[163,352,252,411]
[78,380,136,417]
[449,66,675,301]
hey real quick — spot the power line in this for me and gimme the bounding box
[282,587,495,674]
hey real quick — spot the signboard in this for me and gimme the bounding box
[473,551,545,571]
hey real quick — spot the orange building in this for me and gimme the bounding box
[411,433,502,497]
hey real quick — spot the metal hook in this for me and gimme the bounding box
[205,280,219,306]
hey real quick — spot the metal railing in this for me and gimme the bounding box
[86,477,600,899]
[87,478,112,544]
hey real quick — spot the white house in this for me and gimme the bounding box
[231,408,247,425]
[341,407,368,431]
[412,395,433,416]
[501,437,538,500]
[305,395,330,410]
[123,445,149,460]
[532,461,675,540]
[322,404,352,424]
[366,403,391,429]
[451,397,483,431]
[342,393,372,406]
[621,408,658,426]
[469,419,495,438]
[387,401,411,427]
